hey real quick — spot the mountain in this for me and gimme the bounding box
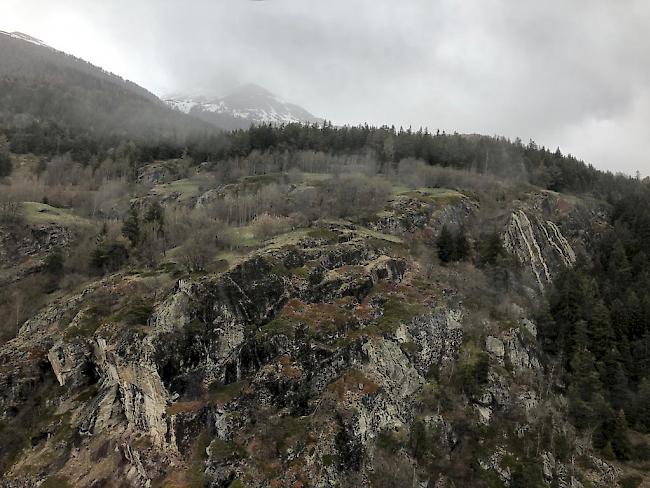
[165,83,323,130]
[0,30,210,156]
[2,121,650,485]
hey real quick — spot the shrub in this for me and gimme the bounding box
[179,230,215,273]
[0,201,24,225]
[44,248,65,276]
[251,213,291,240]
[455,347,490,397]
[90,239,129,273]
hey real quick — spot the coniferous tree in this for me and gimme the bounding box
[611,410,632,460]
[436,225,454,264]
[453,228,470,261]
[144,200,164,226]
[144,200,165,239]
[44,248,64,276]
[91,239,129,274]
[601,351,633,412]
[0,134,12,177]
[634,378,650,432]
[477,231,504,266]
[589,300,614,357]
[608,240,631,288]
[625,290,643,338]
[122,206,140,246]
[567,347,607,429]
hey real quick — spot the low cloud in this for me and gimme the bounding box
[2,0,649,174]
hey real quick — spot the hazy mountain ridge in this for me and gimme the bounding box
[0,31,49,48]
[165,83,324,129]
[0,30,211,157]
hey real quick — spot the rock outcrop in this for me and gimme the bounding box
[0,195,627,488]
[503,209,576,289]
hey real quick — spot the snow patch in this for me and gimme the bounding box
[0,30,49,48]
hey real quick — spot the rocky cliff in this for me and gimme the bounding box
[0,189,631,487]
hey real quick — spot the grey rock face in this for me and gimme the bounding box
[503,209,576,290]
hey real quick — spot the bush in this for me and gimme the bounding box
[179,230,215,273]
[619,475,643,488]
[251,213,291,240]
[455,348,490,397]
[0,201,24,225]
[44,248,65,276]
[90,239,129,273]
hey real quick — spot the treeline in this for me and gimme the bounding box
[196,123,632,197]
[3,112,643,201]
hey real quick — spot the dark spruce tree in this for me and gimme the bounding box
[122,206,141,246]
[452,228,470,261]
[436,225,455,264]
[0,134,12,177]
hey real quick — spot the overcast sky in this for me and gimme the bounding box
[2,0,649,175]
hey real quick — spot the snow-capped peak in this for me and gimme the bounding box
[164,84,323,130]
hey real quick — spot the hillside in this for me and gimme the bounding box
[0,31,212,158]
[1,119,650,486]
[165,84,323,130]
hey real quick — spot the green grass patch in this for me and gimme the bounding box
[256,317,299,340]
[355,226,403,244]
[264,228,313,250]
[21,202,93,228]
[208,438,247,463]
[74,385,98,403]
[208,380,248,405]
[454,341,490,397]
[289,266,311,279]
[367,298,426,336]
[115,298,153,326]
[149,177,203,204]
[64,307,103,339]
[42,476,73,488]
[307,227,338,243]
[229,225,262,248]
[274,416,310,451]
[299,172,333,183]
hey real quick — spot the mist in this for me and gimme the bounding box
[2,0,649,174]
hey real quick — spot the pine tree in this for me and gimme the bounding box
[144,201,164,225]
[632,332,650,383]
[608,240,631,288]
[436,225,454,263]
[601,351,633,412]
[567,348,606,429]
[477,231,504,266]
[625,290,643,338]
[44,248,64,276]
[144,200,165,239]
[0,134,12,177]
[589,300,614,358]
[634,378,650,432]
[611,410,631,460]
[122,206,140,246]
[453,228,470,261]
